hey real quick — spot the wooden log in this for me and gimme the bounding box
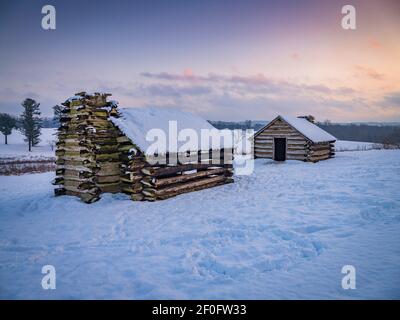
[118,144,139,153]
[254,142,273,148]
[308,153,331,162]
[286,155,307,161]
[141,163,230,177]
[63,179,95,189]
[254,145,273,150]
[309,145,330,152]
[253,140,274,146]
[259,129,297,135]
[142,167,228,188]
[262,125,292,130]
[63,169,94,179]
[96,162,121,176]
[131,193,144,201]
[55,159,97,168]
[56,140,81,148]
[254,149,273,155]
[254,138,273,143]
[56,165,94,173]
[254,154,273,159]
[309,149,331,157]
[95,153,120,162]
[286,150,307,155]
[94,145,119,154]
[54,187,66,196]
[254,151,273,156]
[287,143,308,149]
[60,146,92,153]
[116,135,132,143]
[145,151,233,166]
[121,177,137,184]
[63,185,100,195]
[286,137,309,142]
[52,177,64,185]
[142,175,226,196]
[97,182,121,193]
[79,193,101,203]
[286,145,307,151]
[122,183,143,194]
[142,175,232,200]
[95,175,120,184]
[257,132,304,138]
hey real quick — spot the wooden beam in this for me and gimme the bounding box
[142,167,228,188]
[142,175,232,199]
[141,163,231,177]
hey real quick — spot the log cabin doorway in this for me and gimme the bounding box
[274,138,286,161]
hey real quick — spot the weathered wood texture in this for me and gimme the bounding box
[253,117,335,162]
[120,147,234,201]
[54,92,122,203]
[55,92,235,203]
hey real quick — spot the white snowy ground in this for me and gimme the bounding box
[0,150,399,299]
[335,140,382,152]
[0,128,56,161]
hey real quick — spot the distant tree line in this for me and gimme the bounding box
[0,99,43,151]
[0,99,65,151]
[317,122,400,144]
[209,120,265,132]
[209,119,400,144]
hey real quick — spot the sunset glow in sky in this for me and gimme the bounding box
[0,0,399,121]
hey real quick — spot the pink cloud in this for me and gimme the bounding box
[354,65,385,80]
[183,68,194,78]
[368,38,381,49]
[290,53,301,61]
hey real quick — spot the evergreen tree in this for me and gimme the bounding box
[20,98,42,152]
[244,120,252,129]
[0,113,16,144]
[53,104,64,127]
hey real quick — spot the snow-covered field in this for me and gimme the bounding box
[0,150,399,299]
[0,128,56,161]
[0,129,56,175]
[335,140,382,152]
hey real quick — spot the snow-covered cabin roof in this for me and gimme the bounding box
[256,115,336,143]
[110,107,233,155]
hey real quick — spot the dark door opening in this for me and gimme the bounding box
[274,138,286,161]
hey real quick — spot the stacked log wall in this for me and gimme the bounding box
[118,147,234,201]
[54,92,121,203]
[308,142,335,162]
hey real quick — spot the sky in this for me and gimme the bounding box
[0,0,399,122]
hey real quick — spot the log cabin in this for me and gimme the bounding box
[54,92,234,203]
[253,115,336,162]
